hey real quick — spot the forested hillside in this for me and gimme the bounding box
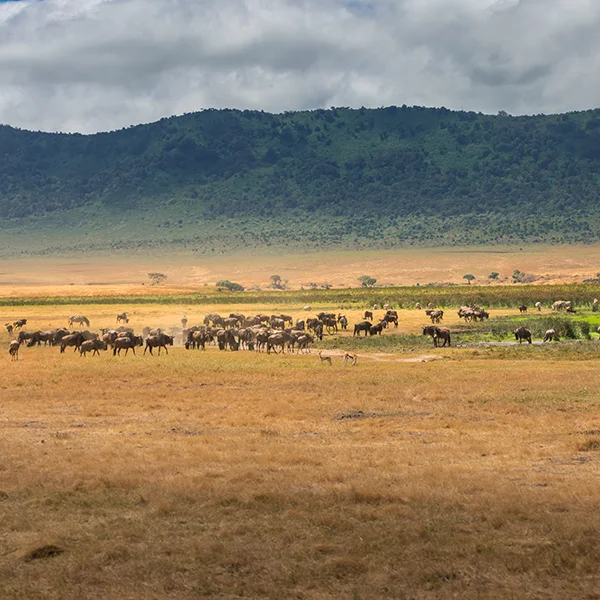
[2,105,600,252]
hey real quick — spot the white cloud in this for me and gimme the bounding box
[0,0,598,132]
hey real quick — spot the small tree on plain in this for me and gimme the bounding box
[358,275,377,288]
[488,272,499,280]
[463,274,475,285]
[148,272,167,285]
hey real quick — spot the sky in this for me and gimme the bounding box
[0,0,598,133]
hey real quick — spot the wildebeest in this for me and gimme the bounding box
[68,315,90,328]
[323,317,338,334]
[27,330,56,347]
[303,305,311,311]
[116,312,129,324]
[519,305,527,314]
[552,300,572,312]
[415,303,422,310]
[422,325,451,347]
[295,333,314,354]
[543,329,560,342]
[60,333,85,353]
[369,322,385,336]
[13,319,27,330]
[144,334,174,355]
[337,314,348,330]
[17,331,34,345]
[353,321,372,336]
[426,309,444,324]
[514,326,532,344]
[382,312,398,328]
[79,339,108,356]
[216,329,239,351]
[5,323,13,334]
[9,340,20,361]
[267,332,291,354]
[535,302,542,312]
[114,335,144,356]
[364,311,373,321]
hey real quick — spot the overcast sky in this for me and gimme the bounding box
[0,0,598,133]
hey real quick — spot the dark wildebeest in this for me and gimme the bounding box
[80,339,108,356]
[543,329,560,342]
[27,330,56,347]
[13,319,27,330]
[426,309,444,324]
[317,312,336,322]
[354,321,372,337]
[5,323,13,334]
[323,317,338,334]
[267,332,291,354]
[53,328,71,346]
[295,319,306,331]
[116,312,129,324]
[114,335,144,356]
[472,309,489,321]
[17,331,34,345]
[144,334,174,355]
[519,305,527,314]
[9,340,20,361]
[382,313,398,329]
[68,315,90,328]
[216,329,239,351]
[296,333,314,354]
[369,322,385,336]
[514,326,532,344]
[422,325,451,347]
[60,333,85,353]
[364,311,373,321]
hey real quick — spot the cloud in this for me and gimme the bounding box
[0,0,598,132]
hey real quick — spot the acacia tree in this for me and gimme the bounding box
[463,274,475,285]
[358,275,377,287]
[148,272,167,285]
[488,272,499,280]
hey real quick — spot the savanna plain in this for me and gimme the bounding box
[2,250,600,599]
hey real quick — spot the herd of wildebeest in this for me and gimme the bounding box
[5,298,598,361]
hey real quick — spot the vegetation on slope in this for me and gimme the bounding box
[3,105,600,248]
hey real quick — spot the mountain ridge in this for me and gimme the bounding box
[2,105,600,253]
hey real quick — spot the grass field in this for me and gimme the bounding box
[2,291,600,598]
[3,244,600,295]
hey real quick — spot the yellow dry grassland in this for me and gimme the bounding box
[2,243,600,296]
[1,300,600,599]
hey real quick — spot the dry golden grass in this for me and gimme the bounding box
[1,302,600,598]
[2,243,600,296]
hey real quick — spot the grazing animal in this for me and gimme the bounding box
[343,352,357,366]
[543,329,559,342]
[116,312,129,324]
[514,326,532,344]
[5,323,13,334]
[353,321,372,337]
[422,326,451,347]
[323,317,338,334]
[303,305,311,311]
[382,313,398,328]
[415,303,422,310]
[266,332,291,354]
[364,311,373,321]
[79,339,108,356]
[519,305,528,314]
[60,333,85,353]
[552,300,572,312]
[13,319,27,330]
[369,322,385,336]
[68,315,90,328]
[144,334,174,355]
[383,304,390,311]
[114,335,144,356]
[9,340,20,361]
[426,309,444,324]
[317,351,332,366]
[27,330,56,347]
[535,302,542,312]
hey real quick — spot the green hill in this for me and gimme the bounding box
[2,105,600,255]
